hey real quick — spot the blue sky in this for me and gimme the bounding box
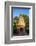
[12,7,30,18]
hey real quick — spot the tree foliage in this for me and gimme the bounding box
[20,14,29,27]
[13,14,29,33]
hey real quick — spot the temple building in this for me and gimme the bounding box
[16,15,25,32]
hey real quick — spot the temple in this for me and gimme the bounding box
[16,15,25,32]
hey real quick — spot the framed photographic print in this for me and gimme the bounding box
[5,2,35,44]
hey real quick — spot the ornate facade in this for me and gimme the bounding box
[16,16,25,32]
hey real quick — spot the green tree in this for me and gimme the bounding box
[13,16,19,29]
[20,14,29,34]
[20,14,29,28]
[13,14,29,34]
